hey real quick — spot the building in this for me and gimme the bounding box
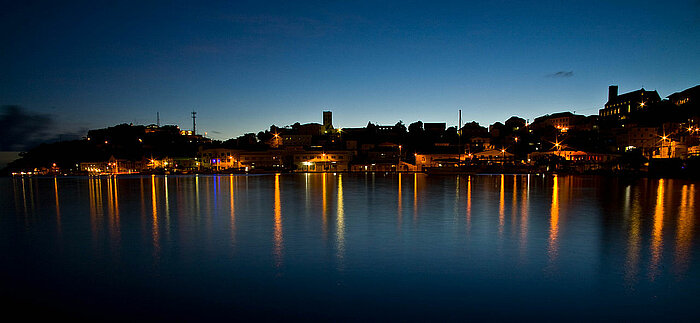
[599,85,661,120]
[239,151,284,170]
[528,150,617,163]
[469,137,493,151]
[322,111,333,134]
[667,84,700,106]
[616,126,658,156]
[414,153,465,170]
[473,149,515,164]
[292,150,353,172]
[80,156,144,174]
[533,112,586,132]
[199,148,241,170]
[281,134,312,147]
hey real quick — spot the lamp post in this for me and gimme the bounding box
[398,145,402,173]
[661,135,668,158]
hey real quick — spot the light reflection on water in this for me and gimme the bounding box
[2,174,699,320]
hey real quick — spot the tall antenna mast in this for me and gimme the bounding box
[192,110,197,135]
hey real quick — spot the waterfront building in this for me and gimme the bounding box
[238,151,284,170]
[473,149,515,164]
[528,150,617,163]
[414,153,464,170]
[293,150,353,172]
[198,148,241,170]
[80,156,144,174]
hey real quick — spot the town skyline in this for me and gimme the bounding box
[2,1,699,140]
[3,81,696,144]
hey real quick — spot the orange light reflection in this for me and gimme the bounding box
[548,175,560,265]
[649,179,664,281]
[273,174,283,267]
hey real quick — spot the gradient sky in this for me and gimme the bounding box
[2,0,699,140]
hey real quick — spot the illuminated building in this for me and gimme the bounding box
[199,148,284,170]
[528,150,617,163]
[414,153,464,170]
[532,112,585,132]
[80,156,144,174]
[293,150,353,172]
[473,149,515,164]
[667,84,700,106]
[199,148,241,170]
[599,85,661,120]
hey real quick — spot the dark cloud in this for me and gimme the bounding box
[547,71,574,78]
[0,105,83,151]
[0,105,52,151]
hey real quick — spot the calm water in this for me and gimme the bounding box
[1,174,698,320]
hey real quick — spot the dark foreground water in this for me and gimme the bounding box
[1,174,698,321]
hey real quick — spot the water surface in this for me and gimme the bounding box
[1,174,698,320]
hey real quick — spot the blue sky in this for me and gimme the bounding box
[1,0,699,140]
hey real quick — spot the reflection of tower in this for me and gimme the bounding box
[191,111,197,135]
[322,111,333,133]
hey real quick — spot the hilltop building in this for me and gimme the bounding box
[667,84,700,106]
[532,112,586,132]
[322,111,334,134]
[599,85,661,120]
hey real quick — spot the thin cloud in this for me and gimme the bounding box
[547,71,574,78]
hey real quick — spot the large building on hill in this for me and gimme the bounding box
[599,85,661,120]
[667,84,700,106]
[532,112,585,132]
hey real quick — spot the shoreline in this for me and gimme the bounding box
[5,169,697,180]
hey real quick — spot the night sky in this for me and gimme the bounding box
[2,0,699,140]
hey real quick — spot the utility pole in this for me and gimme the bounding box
[192,110,197,135]
[157,112,160,127]
[458,109,462,168]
